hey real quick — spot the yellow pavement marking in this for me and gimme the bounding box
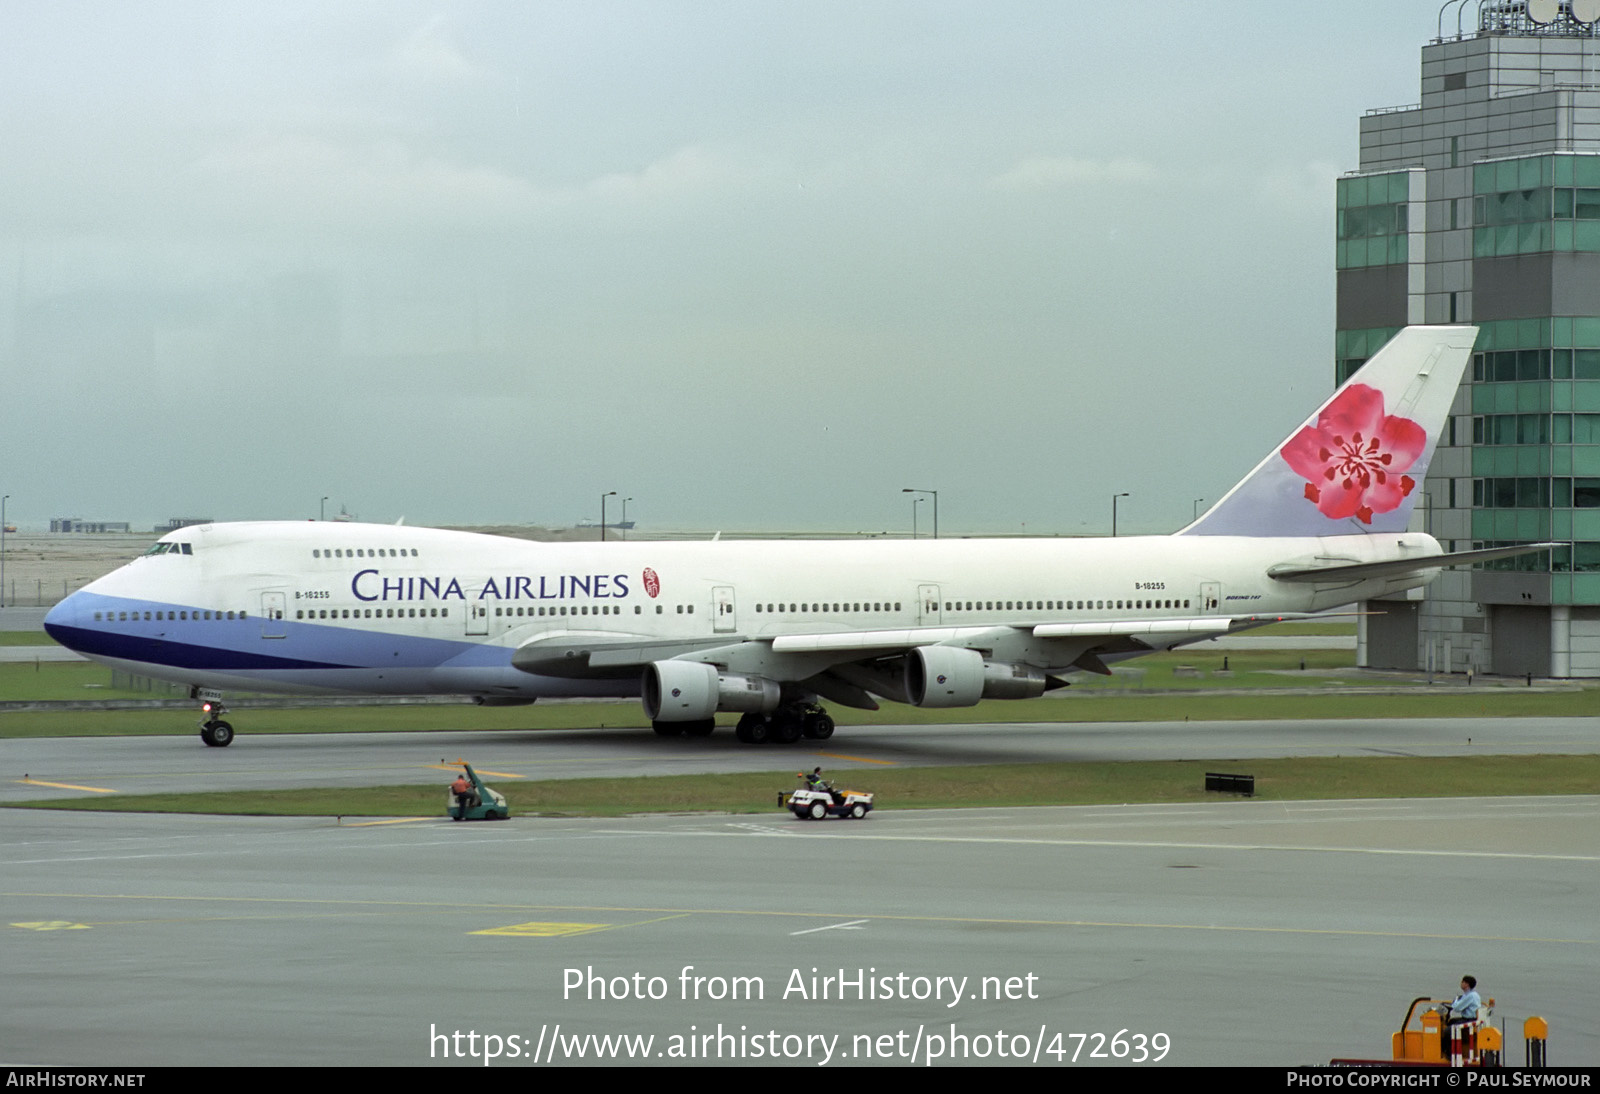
[816,752,896,765]
[426,764,524,779]
[11,921,91,931]
[339,817,434,827]
[16,778,116,793]
[471,913,688,938]
[472,921,610,937]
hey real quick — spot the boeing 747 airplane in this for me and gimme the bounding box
[45,325,1535,747]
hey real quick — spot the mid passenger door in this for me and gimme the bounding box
[917,584,942,625]
[712,586,736,633]
[260,591,287,638]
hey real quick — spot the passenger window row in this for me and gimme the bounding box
[313,548,419,559]
[495,605,622,617]
[756,602,903,613]
[297,607,447,619]
[95,609,244,621]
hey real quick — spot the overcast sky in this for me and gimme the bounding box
[0,1,1433,535]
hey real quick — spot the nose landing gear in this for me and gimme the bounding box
[194,693,235,747]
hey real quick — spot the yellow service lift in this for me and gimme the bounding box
[1336,997,1550,1067]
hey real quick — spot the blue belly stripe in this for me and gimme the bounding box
[45,623,355,672]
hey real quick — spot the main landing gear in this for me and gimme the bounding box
[648,704,835,745]
[198,698,234,748]
[652,719,717,738]
[733,704,834,745]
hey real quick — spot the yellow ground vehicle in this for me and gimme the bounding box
[1335,996,1549,1067]
[1390,996,1502,1066]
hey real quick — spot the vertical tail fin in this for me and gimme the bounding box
[1181,325,1476,538]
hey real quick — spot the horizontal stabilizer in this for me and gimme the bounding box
[1267,543,1560,583]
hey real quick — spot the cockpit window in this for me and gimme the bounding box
[141,542,193,556]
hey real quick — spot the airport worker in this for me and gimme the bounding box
[1448,975,1480,1025]
[451,772,477,811]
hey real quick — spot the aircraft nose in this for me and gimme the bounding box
[43,594,81,646]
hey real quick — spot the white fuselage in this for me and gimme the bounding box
[43,520,1441,703]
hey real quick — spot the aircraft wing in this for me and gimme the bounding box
[510,611,1321,688]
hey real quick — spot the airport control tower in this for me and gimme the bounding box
[1341,0,1600,677]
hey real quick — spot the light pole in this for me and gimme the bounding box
[621,497,632,541]
[1193,498,1204,521]
[1,494,8,609]
[911,495,924,539]
[1112,492,1129,537]
[320,496,329,522]
[902,488,938,539]
[600,491,616,541]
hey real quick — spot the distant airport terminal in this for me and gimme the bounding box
[1338,3,1600,678]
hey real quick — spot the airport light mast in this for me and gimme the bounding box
[902,488,938,539]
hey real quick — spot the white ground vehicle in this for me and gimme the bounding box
[783,774,874,820]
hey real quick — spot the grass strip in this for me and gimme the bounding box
[9,754,1599,817]
[0,631,55,647]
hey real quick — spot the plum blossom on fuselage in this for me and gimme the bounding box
[1280,383,1427,525]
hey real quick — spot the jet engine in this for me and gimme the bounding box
[642,660,781,722]
[904,646,986,707]
[904,647,1051,706]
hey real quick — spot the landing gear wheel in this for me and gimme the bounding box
[770,712,803,745]
[802,712,834,740]
[200,720,234,748]
[808,800,828,820]
[736,713,771,744]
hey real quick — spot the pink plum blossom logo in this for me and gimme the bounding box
[642,568,661,598]
[1280,383,1427,525]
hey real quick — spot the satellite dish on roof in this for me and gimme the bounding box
[1573,0,1600,23]
[1528,0,1559,23]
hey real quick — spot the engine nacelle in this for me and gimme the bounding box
[981,661,1050,700]
[641,660,781,722]
[905,646,985,708]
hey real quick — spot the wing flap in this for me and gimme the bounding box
[770,626,1003,654]
[1032,618,1231,639]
